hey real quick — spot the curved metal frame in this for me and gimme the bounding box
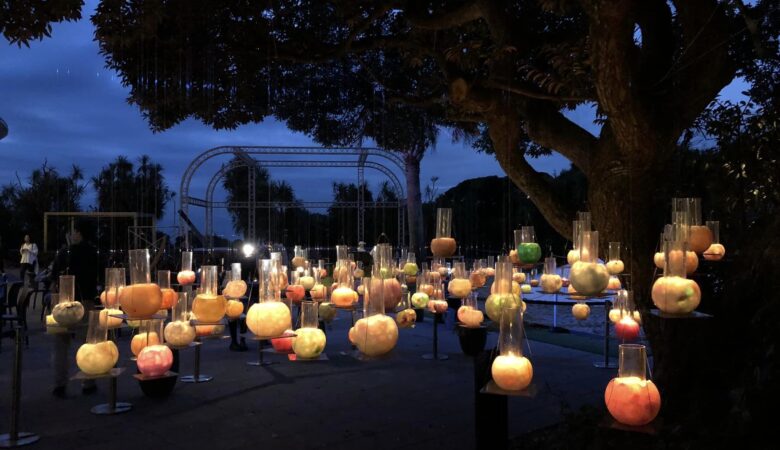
[180,146,406,248]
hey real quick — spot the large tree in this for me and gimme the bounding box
[89,0,774,428]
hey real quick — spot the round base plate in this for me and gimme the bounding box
[180,375,213,383]
[0,432,40,448]
[422,353,449,361]
[90,402,132,415]
[246,361,277,367]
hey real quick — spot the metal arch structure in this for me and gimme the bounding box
[202,159,405,247]
[179,146,407,248]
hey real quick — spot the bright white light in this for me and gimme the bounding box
[242,243,256,258]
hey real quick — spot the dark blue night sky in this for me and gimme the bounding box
[0,0,747,239]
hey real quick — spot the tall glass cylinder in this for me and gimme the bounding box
[76,311,119,375]
[516,226,541,264]
[331,259,357,307]
[101,268,125,308]
[469,260,486,289]
[651,239,701,314]
[613,290,640,341]
[192,265,226,323]
[486,261,523,322]
[165,292,196,346]
[570,231,610,296]
[540,257,562,293]
[703,220,725,261]
[158,270,177,309]
[293,301,327,359]
[177,250,196,285]
[310,262,327,301]
[223,262,248,298]
[448,261,472,298]
[292,245,307,268]
[51,275,84,327]
[491,306,533,391]
[375,244,402,311]
[606,242,624,275]
[121,249,162,318]
[246,259,292,338]
[336,245,349,261]
[351,276,398,357]
[605,344,661,426]
[299,261,316,291]
[286,269,305,304]
[431,208,456,257]
[457,295,483,328]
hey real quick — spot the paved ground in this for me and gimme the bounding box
[1,265,615,450]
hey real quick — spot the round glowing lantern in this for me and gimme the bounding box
[285,275,306,305]
[291,245,307,269]
[486,261,524,321]
[319,302,336,323]
[271,330,295,353]
[652,238,701,314]
[607,276,622,291]
[76,311,119,375]
[120,249,163,318]
[223,262,248,299]
[157,270,177,310]
[191,266,226,323]
[457,296,484,328]
[177,250,196,285]
[225,299,244,319]
[605,344,660,426]
[514,226,542,264]
[703,220,725,261]
[331,259,357,307]
[246,259,292,338]
[540,257,562,293]
[100,267,125,308]
[164,292,196,347]
[572,302,590,320]
[570,231,610,296]
[447,262,472,298]
[395,308,417,328]
[606,242,625,275]
[136,319,173,376]
[491,306,533,391]
[352,275,399,357]
[431,208,457,257]
[131,326,161,356]
[52,275,84,327]
[99,308,123,329]
[292,301,327,359]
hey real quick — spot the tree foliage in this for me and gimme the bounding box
[1,0,83,46]
[92,155,173,219]
[0,161,85,251]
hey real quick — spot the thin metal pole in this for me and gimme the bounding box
[603,300,610,367]
[108,377,117,411]
[9,330,21,441]
[433,316,439,359]
[193,344,201,382]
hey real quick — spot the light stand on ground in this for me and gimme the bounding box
[422,312,448,361]
[0,328,39,448]
[593,299,617,369]
[73,368,132,415]
[179,341,212,383]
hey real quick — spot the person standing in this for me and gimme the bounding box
[50,223,99,397]
[19,234,38,286]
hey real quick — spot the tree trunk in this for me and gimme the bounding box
[404,153,424,256]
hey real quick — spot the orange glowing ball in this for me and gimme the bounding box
[225,299,244,319]
[430,237,457,257]
[119,283,163,318]
[160,288,177,310]
[605,377,661,426]
[491,354,533,391]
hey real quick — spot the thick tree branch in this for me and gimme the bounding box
[522,102,595,174]
[485,79,590,102]
[487,110,572,238]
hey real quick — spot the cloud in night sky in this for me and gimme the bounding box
[0,1,747,239]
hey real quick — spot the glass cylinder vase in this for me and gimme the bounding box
[431,208,456,257]
[293,301,326,359]
[651,238,701,314]
[491,306,533,391]
[177,250,196,285]
[76,311,119,375]
[350,276,399,357]
[246,259,292,338]
[569,231,610,296]
[540,257,562,293]
[120,249,163,318]
[191,265,226,323]
[703,220,725,261]
[52,275,84,327]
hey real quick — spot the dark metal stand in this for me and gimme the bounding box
[0,328,39,447]
[180,341,212,383]
[594,300,616,369]
[247,338,277,366]
[474,350,506,450]
[422,312,448,361]
[73,368,132,415]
